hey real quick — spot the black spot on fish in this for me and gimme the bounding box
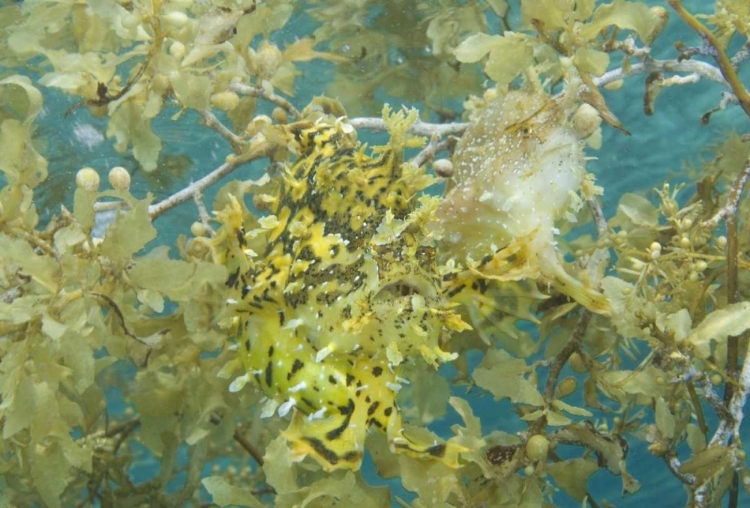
[291,359,304,375]
[446,284,465,299]
[303,437,338,465]
[325,411,353,441]
[372,366,383,377]
[236,228,247,248]
[384,407,393,417]
[264,362,273,387]
[367,401,380,416]
[226,267,240,288]
[427,444,446,457]
[342,450,362,463]
[338,399,354,416]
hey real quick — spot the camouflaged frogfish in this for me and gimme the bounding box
[214,108,470,471]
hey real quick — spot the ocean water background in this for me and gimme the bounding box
[20,0,750,506]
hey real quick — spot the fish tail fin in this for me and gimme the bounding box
[389,424,471,468]
[283,408,366,471]
[549,265,611,315]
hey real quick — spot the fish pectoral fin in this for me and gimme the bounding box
[390,423,471,468]
[283,408,366,471]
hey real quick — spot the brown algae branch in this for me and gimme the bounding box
[667,0,750,118]
[209,412,266,467]
[543,311,592,404]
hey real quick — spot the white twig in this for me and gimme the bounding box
[665,454,696,485]
[409,135,452,168]
[192,190,216,236]
[349,117,469,137]
[662,74,701,86]
[729,344,750,443]
[198,109,243,153]
[593,58,729,89]
[586,197,608,239]
[705,332,750,448]
[701,157,750,228]
[147,141,273,220]
[229,82,301,119]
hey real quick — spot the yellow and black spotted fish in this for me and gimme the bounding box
[213,107,470,471]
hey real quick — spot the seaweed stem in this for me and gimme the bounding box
[586,197,609,239]
[538,197,608,421]
[696,158,750,508]
[90,292,152,347]
[548,450,601,508]
[19,230,57,259]
[192,189,217,237]
[209,413,266,466]
[594,58,727,89]
[233,428,266,467]
[701,157,750,228]
[685,381,708,435]
[106,419,141,453]
[230,82,302,119]
[667,0,750,118]
[663,452,697,485]
[349,117,470,137]
[709,320,750,448]
[199,109,244,153]
[146,139,274,220]
[409,135,453,169]
[701,158,750,407]
[543,311,592,403]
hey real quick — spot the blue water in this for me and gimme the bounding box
[18,0,750,506]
